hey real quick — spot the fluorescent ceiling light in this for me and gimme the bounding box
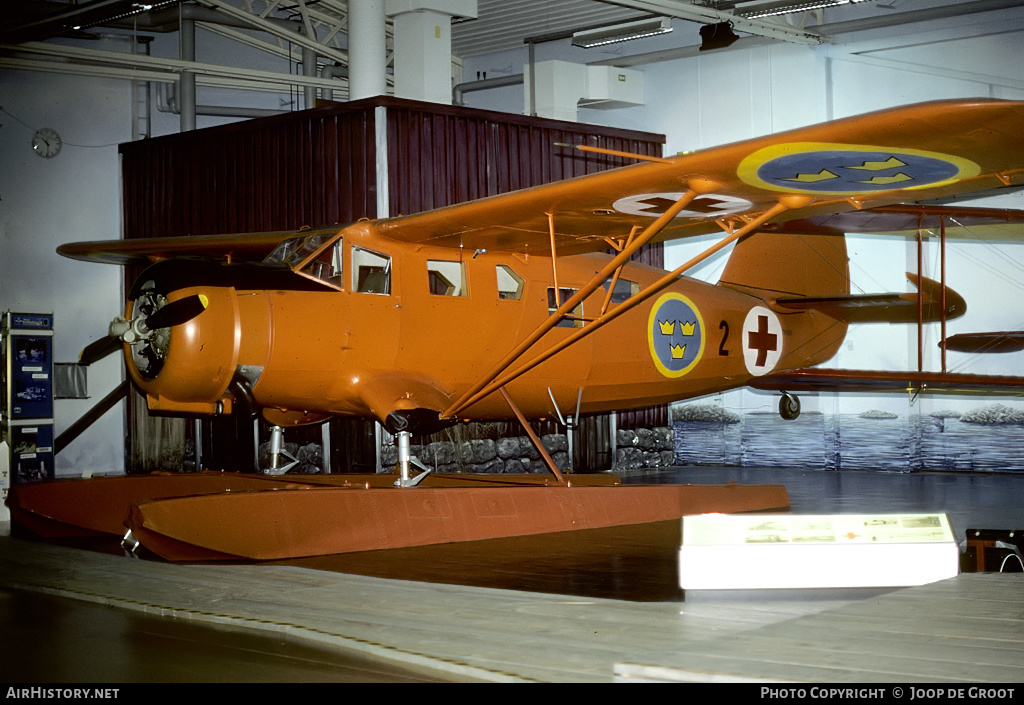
[572,17,673,48]
[736,0,870,19]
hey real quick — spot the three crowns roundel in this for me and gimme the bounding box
[737,142,980,196]
[648,293,704,378]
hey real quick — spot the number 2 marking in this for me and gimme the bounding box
[719,320,730,356]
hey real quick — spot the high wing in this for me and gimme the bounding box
[56,227,339,265]
[56,100,1024,264]
[373,99,1024,255]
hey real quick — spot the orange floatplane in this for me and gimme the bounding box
[11,99,1024,561]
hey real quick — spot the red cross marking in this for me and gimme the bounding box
[747,315,778,367]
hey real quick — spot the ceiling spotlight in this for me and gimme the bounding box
[735,0,870,19]
[572,17,673,49]
[699,22,740,52]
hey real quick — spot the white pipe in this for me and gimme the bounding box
[348,0,387,100]
[179,17,196,131]
[156,83,286,118]
[303,45,317,108]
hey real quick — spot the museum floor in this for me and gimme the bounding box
[1,466,1022,683]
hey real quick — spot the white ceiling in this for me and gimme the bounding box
[450,0,643,57]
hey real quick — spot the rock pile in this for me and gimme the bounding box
[859,410,898,419]
[960,403,1024,424]
[673,403,741,423]
[257,441,325,473]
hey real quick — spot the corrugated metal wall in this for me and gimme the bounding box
[384,101,663,212]
[121,102,379,237]
[118,97,666,472]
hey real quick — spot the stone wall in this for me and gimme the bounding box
[614,427,675,470]
[383,434,571,474]
[255,424,678,475]
[382,426,676,474]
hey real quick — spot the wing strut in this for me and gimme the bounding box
[601,226,642,316]
[548,212,561,297]
[441,179,719,419]
[500,387,566,484]
[443,192,815,419]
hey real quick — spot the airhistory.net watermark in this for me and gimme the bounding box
[6,688,119,700]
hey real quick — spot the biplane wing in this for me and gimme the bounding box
[751,368,1024,398]
[944,331,1024,354]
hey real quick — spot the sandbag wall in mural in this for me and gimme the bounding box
[672,401,1024,473]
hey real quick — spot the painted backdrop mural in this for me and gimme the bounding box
[667,225,1024,473]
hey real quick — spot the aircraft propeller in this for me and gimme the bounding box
[79,292,208,368]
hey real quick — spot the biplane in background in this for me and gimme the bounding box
[10,98,1024,562]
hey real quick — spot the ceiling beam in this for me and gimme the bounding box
[598,0,825,44]
[196,0,350,66]
[2,40,350,92]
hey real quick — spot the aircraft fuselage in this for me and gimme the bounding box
[125,221,848,431]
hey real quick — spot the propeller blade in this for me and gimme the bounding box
[78,336,122,366]
[144,294,208,330]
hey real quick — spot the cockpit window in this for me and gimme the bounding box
[265,231,337,269]
[265,231,344,291]
[300,240,344,290]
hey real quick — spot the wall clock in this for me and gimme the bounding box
[32,128,62,158]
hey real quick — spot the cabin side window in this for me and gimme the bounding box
[353,247,391,294]
[496,265,525,300]
[601,277,639,304]
[427,260,468,297]
[547,287,584,328]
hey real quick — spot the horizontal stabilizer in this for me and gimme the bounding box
[775,273,965,324]
[943,331,1024,354]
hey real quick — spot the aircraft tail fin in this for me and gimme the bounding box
[718,230,850,301]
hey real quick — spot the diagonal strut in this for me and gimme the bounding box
[443,193,815,419]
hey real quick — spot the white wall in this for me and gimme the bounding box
[1,50,131,477]
[1,29,297,478]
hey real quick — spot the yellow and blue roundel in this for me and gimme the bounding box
[648,292,705,378]
[738,142,980,196]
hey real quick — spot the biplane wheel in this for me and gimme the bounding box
[779,393,801,421]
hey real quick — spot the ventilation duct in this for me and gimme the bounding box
[524,60,644,122]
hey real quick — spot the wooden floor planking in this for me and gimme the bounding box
[3,530,1022,683]
[632,576,1024,682]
